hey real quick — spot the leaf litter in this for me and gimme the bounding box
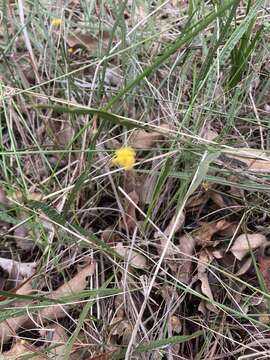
[1,1,270,359]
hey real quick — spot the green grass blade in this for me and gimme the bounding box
[106,0,238,110]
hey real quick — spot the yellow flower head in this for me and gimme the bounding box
[112,147,136,170]
[51,18,62,27]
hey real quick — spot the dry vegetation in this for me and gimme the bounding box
[0,0,270,359]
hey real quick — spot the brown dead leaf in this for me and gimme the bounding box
[111,319,133,345]
[0,186,9,205]
[86,352,115,360]
[13,222,31,251]
[120,190,139,232]
[212,249,224,259]
[169,315,182,334]
[1,340,45,359]
[193,219,231,245]
[236,257,253,276]
[139,173,157,205]
[197,251,217,311]
[55,122,74,147]
[14,191,42,202]
[101,227,121,245]
[123,169,137,195]
[230,233,267,260]
[154,212,185,258]
[66,31,110,52]
[120,170,139,232]
[114,243,147,269]
[219,148,270,173]
[0,281,34,343]
[39,324,67,359]
[186,192,209,209]
[259,251,270,291]
[177,234,195,284]
[113,294,125,319]
[217,222,240,238]
[209,191,241,213]
[129,123,170,149]
[37,262,95,323]
[155,233,178,257]
[164,212,185,237]
[0,257,36,284]
[200,125,218,141]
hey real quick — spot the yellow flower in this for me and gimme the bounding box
[51,18,62,27]
[112,147,136,170]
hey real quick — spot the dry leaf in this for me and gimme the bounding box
[139,174,157,205]
[101,227,120,245]
[120,170,139,232]
[86,352,115,360]
[129,123,170,149]
[169,315,182,334]
[164,212,185,237]
[39,324,67,359]
[198,301,207,316]
[13,223,32,251]
[111,319,132,345]
[212,249,224,259]
[1,340,45,359]
[259,255,270,291]
[219,149,270,173]
[177,234,195,284]
[0,257,36,282]
[120,190,139,232]
[193,219,231,245]
[154,213,185,257]
[14,191,42,202]
[0,186,9,205]
[155,234,178,257]
[217,222,240,238]
[230,233,267,260]
[114,243,147,269]
[104,67,122,87]
[113,295,125,319]
[236,257,253,276]
[55,122,74,147]
[66,31,110,52]
[200,126,218,141]
[37,262,95,323]
[209,191,241,212]
[197,251,215,303]
[186,192,209,209]
[0,281,34,342]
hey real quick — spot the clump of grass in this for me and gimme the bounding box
[0,0,270,359]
